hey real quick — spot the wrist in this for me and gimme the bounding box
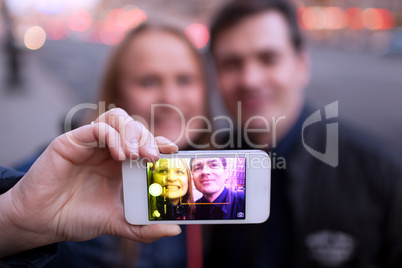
[0,185,55,258]
[0,189,22,257]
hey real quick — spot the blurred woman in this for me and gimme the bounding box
[98,23,208,149]
[93,22,208,268]
[70,23,207,268]
[148,158,195,220]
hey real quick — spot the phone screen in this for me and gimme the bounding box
[147,157,246,221]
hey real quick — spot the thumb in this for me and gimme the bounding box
[133,224,182,243]
[110,214,182,243]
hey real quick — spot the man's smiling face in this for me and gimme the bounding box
[191,158,227,196]
[214,10,309,130]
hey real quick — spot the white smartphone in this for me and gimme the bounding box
[122,150,270,225]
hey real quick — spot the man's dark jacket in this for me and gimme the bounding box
[204,108,402,268]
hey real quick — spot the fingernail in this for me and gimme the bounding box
[172,225,182,235]
[129,139,139,157]
[142,157,153,163]
[119,146,126,161]
[168,142,178,148]
[147,150,159,160]
[130,152,139,160]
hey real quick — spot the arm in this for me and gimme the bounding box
[0,108,181,258]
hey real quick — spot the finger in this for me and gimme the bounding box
[136,122,160,162]
[126,224,181,243]
[109,215,181,243]
[155,136,179,154]
[92,122,125,161]
[134,225,182,243]
[95,108,159,161]
[95,108,139,159]
[60,123,125,162]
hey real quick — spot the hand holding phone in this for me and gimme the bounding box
[122,150,271,224]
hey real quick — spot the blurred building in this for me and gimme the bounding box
[299,0,402,54]
[2,0,231,50]
[225,157,246,192]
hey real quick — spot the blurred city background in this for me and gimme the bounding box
[1,0,401,166]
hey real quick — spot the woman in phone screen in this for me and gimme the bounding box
[148,158,195,220]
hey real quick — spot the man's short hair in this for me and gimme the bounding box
[190,158,227,171]
[210,0,304,54]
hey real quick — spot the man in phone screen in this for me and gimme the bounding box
[190,158,245,220]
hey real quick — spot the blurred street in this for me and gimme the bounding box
[0,40,111,167]
[307,47,402,151]
[1,40,401,166]
[35,40,111,103]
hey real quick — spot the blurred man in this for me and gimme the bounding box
[191,158,245,219]
[205,0,402,267]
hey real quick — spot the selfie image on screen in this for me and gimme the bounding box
[147,157,246,221]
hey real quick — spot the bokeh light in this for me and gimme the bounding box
[347,8,364,30]
[149,183,162,197]
[99,9,125,46]
[45,17,67,40]
[185,23,209,49]
[363,8,384,30]
[68,8,92,32]
[299,6,395,32]
[297,7,307,30]
[378,9,395,30]
[24,26,47,50]
[301,7,327,30]
[325,7,348,30]
[117,7,147,30]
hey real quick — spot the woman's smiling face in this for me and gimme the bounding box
[118,30,206,149]
[153,159,189,205]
